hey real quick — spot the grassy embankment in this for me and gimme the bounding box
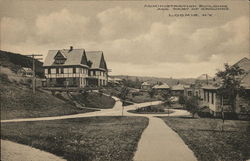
[0,72,95,120]
[160,117,250,161]
[101,87,158,104]
[1,116,148,161]
[70,92,115,109]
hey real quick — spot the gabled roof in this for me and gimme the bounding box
[85,51,107,70]
[171,84,185,91]
[43,49,88,67]
[233,57,250,72]
[152,83,169,89]
[22,67,32,72]
[54,50,66,59]
[142,82,150,86]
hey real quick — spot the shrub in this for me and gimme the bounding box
[178,95,186,106]
[185,96,199,118]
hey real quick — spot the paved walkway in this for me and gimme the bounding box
[1,140,66,161]
[133,116,197,161]
[1,99,197,161]
[0,100,162,123]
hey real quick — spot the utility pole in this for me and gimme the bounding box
[27,54,43,94]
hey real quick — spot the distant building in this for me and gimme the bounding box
[17,67,33,77]
[171,84,185,96]
[43,46,108,88]
[108,77,122,85]
[141,82,151,90]
[152,83,170,93]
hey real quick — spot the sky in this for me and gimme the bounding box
[0,0,249,78]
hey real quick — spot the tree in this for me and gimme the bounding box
[148,89,155,98]
[118,87,129,116]
[178,95,186,107]
[216,64,245,113]
[185,96,199,118]
[161,92,172,115]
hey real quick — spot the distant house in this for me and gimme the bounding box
[171,84,185,96]
[184,84,202,98]
[141,82,151,90]
[17,67,33,77]
[202,57,250,116]
[152,83,170,93]
[43,46,108,88]
[108,77,122,85]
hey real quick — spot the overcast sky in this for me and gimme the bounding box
[1,0,249,78]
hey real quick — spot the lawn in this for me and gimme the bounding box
[71,92,115,109]
[0,79,95,120]
[160,117,250,161]
[1,116,148,161]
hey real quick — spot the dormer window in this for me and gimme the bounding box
[55,59,66,64]
[54,50,66,64]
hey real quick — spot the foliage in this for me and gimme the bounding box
[161,92,172,107]
[118,87,129,101]
[148,89,156,98]
[185,96,199,118]
[178,95,186,106]
[216,64,245,112]
[122,78,141,89]
[135,105,165,113]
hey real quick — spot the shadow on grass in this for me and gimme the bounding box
[158,116,197,119]
[196,129,238,133]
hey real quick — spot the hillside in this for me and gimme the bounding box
[111,75,196,86]
[0,50,44,77]
[0,67,94,120]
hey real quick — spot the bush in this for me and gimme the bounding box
[185,96,199,118]
[135,106,165,113]
[178,95,186,106]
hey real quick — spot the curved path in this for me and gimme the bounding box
[1,98,197,161]
[1,140,66,161]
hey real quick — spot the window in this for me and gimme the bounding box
[55,59,65,64]
[56,68,59,74]
[93,71,96,76]
[60,68,64,74]
[212,92,214,104]
[188,91,192,96]
[48,68,51,74]
[207,92,210,102]
[204,91,206,101]
[73,67,76,73]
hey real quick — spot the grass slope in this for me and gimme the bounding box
[1,116,148,161]
[0,50,44,77]
[71,92,115,109]
[0,74,95,120]
[160,117,250,161]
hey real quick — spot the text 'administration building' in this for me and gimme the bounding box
[43,47,108,88]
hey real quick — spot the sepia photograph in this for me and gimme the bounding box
[0,0,249,161]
